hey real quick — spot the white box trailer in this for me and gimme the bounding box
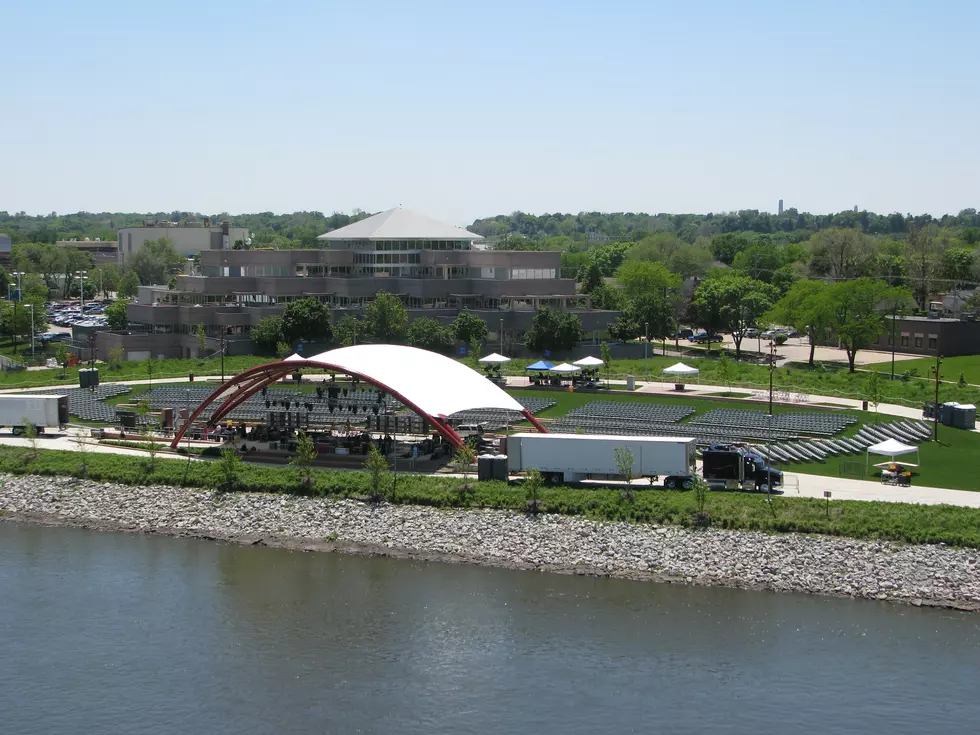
[0,394,70,434]
[505,433,697,487]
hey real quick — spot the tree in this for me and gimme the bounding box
[578,260,604,293]
[616,260,681,300]
[276,341,292,360]
[364,291,408,342]
[867,370,883,424]
[251,316,285,352]
[53,343,69,377]
[118,270,140,298]
[710,233,753,265]
[60,249,94,298]
[217,446,242,493]
[614,445,635,501]
[91,264,120,298]
[128,237,185,285]
[693,274,778,359]
[588,282,622,310]
[145,357,157,389]
[451,312,488,345]
[609,293,675,343]
[717,352,732,392]
[524,467,543,515]
[600,341,612,387]
[827,278,906,372]
[108,347,124,369]
[282,297,332,343]
[290,432,318,487]
[407,317,455,353]
[524,307,582,353]
[807,228,875,281]
[732,242,789,282]
[105,299,129,330]
[902,225,939,310]
[452,443,477,505]
[195,323,208,357]
[21,418,39,462]
[363,444,391,503]
[764,280,834,366]
[335,314,364,347]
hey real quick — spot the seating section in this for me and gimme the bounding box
[747,420,933,465]
[31,384,132,423]
[565,401,695,423]
[689,409,857,437]
[448,398,556,432]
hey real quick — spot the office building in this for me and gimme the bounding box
[117,221,249,266]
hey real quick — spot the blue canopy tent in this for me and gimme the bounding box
[525,360,554,371]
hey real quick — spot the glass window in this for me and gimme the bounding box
[928,336,937,350]
[900,335,909,347]
[914,336,922,348]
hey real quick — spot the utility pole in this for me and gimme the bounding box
[890,307,898,379]
[25,304,34,357]
[499,318,503,354]
[11,271,24,356]
[76,270,88,311]
[932,352,943,442]
[220,329,226,383]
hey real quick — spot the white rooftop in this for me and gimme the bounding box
[317,208,483,242]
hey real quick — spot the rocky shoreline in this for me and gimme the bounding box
[1,474,977,610]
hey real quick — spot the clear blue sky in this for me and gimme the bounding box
[4,0,979,224]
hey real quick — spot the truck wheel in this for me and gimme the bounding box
[11,427,22,437]
[664,477,678,490]
[758,482,770,493]
[681,478,693,490]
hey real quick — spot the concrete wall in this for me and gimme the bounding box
[118,226,249,264]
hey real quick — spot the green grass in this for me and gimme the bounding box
[869,354,980,386]
[779,420,980,492]
[3,446,980,548]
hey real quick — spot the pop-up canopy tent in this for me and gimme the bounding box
[866,437,920,472]
[662,361,700,389]
[479,353,511,364]
[549,363,581,374]
[573,356,604,367]
[525,360,554,371]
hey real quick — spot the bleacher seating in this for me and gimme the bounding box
[689,408,857,437]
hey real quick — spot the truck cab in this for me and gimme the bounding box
[702,445,782,492]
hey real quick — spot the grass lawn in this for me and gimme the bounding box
[508,386,980,491]
[869,354,980,386]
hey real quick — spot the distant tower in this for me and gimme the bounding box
[778,199,784,215]
[854,205,858,212]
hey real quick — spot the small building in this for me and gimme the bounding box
[0,234,11,266]
[877,315,980,357]
[117,221,249,266]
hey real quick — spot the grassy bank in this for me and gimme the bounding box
[3,447,980,548]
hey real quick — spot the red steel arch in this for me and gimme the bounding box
[169,359,547,449]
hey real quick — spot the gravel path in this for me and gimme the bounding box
[1,474,977,610]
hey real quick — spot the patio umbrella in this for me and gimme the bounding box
[573,356,604,367]
[549,363,582,373]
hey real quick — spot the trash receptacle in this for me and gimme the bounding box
[491,455,509,482]
[477,454,493,482]
[188,372,194,382]
[862,400,868,411]
[626,375,635,391]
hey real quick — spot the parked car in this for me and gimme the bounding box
[675,328,694,340]
[689,332,723,343]
[744,327,760,338]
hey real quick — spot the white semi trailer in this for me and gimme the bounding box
[0,394,70,434]
[505,433,697,488]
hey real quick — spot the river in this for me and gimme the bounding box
[1,522,978,735]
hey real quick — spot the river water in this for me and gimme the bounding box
[1,523,978,735]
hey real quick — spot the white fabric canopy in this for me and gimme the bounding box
[284,345,524,418]
[549,363,581,373]
[478,353,511,364]
[867,438,917,456]
[662,362,700,376]
[573,356,604,367]
[866,437,920,473]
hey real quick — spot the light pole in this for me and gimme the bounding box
[24,304,34,357]
[11,271,24,355]
[890,307,898,380]
[768,340,776,416]
[75,270,88,311]
[644,321,649,380]
[499,318,504,354]
[932,352,943,442]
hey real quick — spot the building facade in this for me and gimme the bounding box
[56,239,119,266]
[876,315,980,357]
[106,208,617,360]
[117,221,249,266]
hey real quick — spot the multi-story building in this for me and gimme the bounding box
[101,208,616,361]
[56,239,119,266]
[117,221,249,266]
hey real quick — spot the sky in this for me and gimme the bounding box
[4,0,979,224]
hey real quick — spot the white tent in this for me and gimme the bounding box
[573,356,604,367]
[662,361,700,389]
[478,353,511,364]
[662,362,699,376]
[549,363,581,373]
[866,437,920,472]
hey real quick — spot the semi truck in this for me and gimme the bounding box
[504,433,783,492]
[0,394,70,434]
[701,444,783,492]
[505,433,698,488]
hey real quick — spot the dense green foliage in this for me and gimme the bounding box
[524,307,582,352]
[407,317,455,353]
[4,446,980,548]
[364,291,409,342]
[281,297,332,344]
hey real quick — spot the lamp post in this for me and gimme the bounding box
[644,321,649,380]
[11,271,24,355]
[890,307,898,380]
[499,318,503,354]
[932,352,943,442]
[24,304,34,357]
[75,270,88,311]
[768,340,776,416]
